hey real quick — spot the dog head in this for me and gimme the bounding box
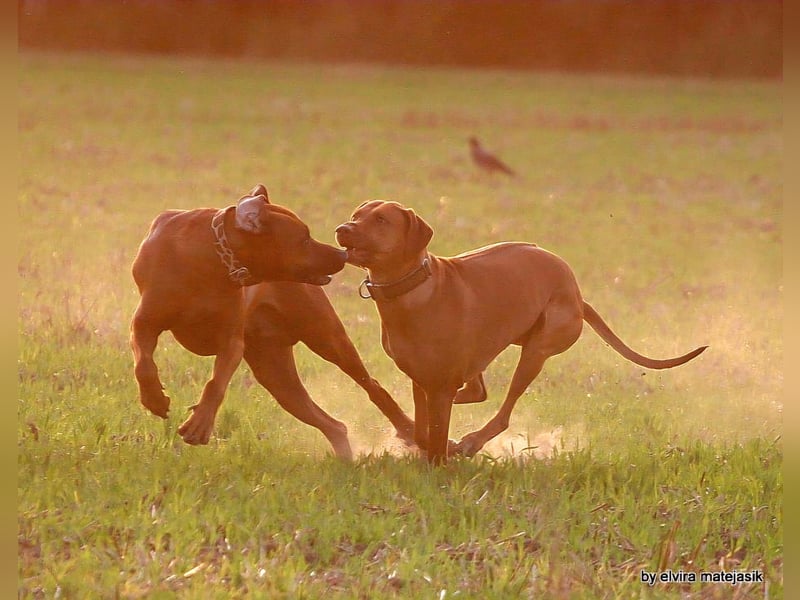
[335,200,433,271]
[231,185,346,285]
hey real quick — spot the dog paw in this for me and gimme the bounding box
[456,433,483,458]
[332,441,354,461]
[140,392,170,419]
[177,407,214,445]
[447,438,463,455]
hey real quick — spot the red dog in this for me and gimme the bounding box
[131,186,413,457]
[336,200,707,464]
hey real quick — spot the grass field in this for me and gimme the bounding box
[18,51,782,598]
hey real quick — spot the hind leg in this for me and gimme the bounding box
[456,347,549,457]
[244,340,353,460]
[453,373,487,404]
[456,305,582,458]
[305,334,416,447]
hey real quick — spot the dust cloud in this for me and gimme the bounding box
[350,427,566,462]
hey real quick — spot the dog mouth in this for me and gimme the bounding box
[340,246,366,267]
[335,229,375,268]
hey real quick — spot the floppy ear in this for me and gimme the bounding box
[248,184,270,203]
[403,208,433,260]
[235,194,267,233]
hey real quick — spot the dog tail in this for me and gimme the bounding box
[582,302,707,369]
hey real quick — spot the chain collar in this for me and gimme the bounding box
[211,208,256,287]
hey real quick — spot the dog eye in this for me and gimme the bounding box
[375,215,387,224]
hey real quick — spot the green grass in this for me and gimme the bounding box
[19,51,782,598]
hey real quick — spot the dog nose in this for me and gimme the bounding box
[335,223,349,234]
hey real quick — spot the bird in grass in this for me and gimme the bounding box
[468,136,516,177]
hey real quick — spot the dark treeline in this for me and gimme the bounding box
[19,0,782,79]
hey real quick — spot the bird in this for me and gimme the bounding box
[468,136,516,177]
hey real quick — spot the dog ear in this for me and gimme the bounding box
[248,184,270,203]
[235,194,267,233]
[404,208,433,260]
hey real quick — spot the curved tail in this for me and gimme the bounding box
[583,302,707,369]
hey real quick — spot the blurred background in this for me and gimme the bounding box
[19,0,782,79]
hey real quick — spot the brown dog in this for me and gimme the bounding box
[130,186,350,448]
[335,200,707,464]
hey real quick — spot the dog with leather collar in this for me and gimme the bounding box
[336,199,707,465]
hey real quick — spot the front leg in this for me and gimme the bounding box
[423,386,457,465]
[411,381,429,450]
[130,307,170,418]
[412,381,460,458]
[305,332,415,447]
[178,337,244,445]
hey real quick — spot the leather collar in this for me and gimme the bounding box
[211,207,257,287]
[359,258,431,301]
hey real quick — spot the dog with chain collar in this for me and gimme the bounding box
[130,185,346,446]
